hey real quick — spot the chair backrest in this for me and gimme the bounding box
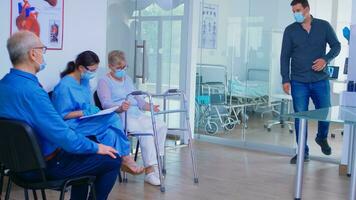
[93,91,103,110]
[0,119,46,173]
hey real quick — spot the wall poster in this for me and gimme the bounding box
[11,0,64,50]
[199,3,218,49]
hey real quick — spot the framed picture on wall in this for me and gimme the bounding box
[199,3,218,49]
[10,0,64,50]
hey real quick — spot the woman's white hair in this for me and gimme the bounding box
[7,31,40,66]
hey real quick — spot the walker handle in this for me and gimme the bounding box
[167,89,179,94]
[130,91,145,96]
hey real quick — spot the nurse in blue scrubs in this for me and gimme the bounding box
[52,50,143,175]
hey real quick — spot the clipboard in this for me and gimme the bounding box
[80,106,119,119]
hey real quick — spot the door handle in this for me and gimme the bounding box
[134,40,146,84]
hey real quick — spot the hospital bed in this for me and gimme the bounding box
[196,82,237,135]
[228,69,269,110]
[195,64,270,132]
[195,64,239,134]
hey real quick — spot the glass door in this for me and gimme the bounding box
[107,0,186,138]
[132,2,184,95]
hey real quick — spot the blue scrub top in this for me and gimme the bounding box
[51,76,93,129]
[51,75,129,156]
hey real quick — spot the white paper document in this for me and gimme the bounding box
[80,106,119,119]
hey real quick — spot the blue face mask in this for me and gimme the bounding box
[81,71,96,80]
[35,57,46,71]
[114,69,126,78]
[39,58,46,71]
[294,12,305,23]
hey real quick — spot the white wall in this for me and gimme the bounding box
[0,1,12,78]
[0,0,108,92]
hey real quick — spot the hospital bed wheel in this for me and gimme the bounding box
[160,187,166,192]
[224,117,236,131]
[289,130,293,134]
[205,122,218,135]
[267,128,271,132]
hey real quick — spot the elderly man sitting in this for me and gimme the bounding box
[0,31,120,200]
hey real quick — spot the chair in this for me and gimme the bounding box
[93,91,103,110]
[0,119,96,200]
[263,96,294,133]
[0,162,7,199]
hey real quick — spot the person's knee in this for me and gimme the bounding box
[293,103,308,112]
[100,154,122,170]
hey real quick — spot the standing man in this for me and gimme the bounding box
[280,0,341,164]
[0,30,120,200]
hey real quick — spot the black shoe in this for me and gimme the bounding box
[290,154,310,164]
[315,138,332,155]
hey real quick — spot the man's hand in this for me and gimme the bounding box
[119,101,130,112]
[312,58,327,71]
[97,143,118,159]
[283,82,291,95]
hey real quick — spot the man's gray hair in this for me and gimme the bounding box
[7,31,40,66]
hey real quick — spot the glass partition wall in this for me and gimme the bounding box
[107,0,188,142]
[194,0,350,162]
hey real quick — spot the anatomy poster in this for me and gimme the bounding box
[11,0,64,50]
[199,3,218,49]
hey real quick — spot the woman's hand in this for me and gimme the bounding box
[144,103,160,112]
[64,110,85,120]
[153,105,160,112]
[117,101,130,113]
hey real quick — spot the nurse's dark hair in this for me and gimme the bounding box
[290,0,309,8]
[60,50,100,78]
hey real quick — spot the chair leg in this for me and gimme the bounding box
[118,170,122,183]
[24,189,29,200]
[123,171,128,183]
[90,183,96,200]
[0,164,4,198]
[134,140,140,161]
[32,189,38,200]
[41,189,47,200]
[4,179,12,200]
[59,188,66,200]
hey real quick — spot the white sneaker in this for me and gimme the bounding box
[153,166,164,179]
[144,172,161,186]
